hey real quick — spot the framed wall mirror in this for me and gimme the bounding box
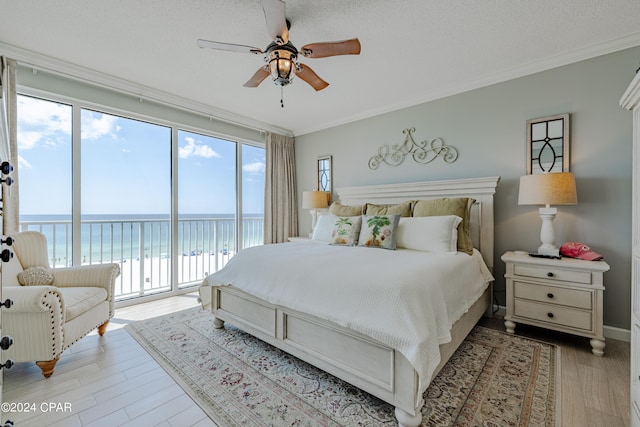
[317,155,332,201]
[526,113,570,174]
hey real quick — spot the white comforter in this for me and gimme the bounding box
[202,240,493,393]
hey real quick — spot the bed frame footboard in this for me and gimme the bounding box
[206,284,491,425]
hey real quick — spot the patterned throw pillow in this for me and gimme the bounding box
[329,216,362,246]
[17,266,55,286]
[357,214,401,250]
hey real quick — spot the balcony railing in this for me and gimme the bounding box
[19,216,264,301]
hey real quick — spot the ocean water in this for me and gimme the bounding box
[19,214,264,267]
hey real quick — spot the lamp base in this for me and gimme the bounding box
[537,246,560,257]
[537,207,559,257]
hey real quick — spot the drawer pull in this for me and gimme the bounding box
[547,312,554,318]
[547,272,554,277]
[547,293,554,299]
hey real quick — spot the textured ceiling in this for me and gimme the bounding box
[1,0,640,136]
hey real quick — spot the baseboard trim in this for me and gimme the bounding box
[491,305,630,342]
[604,325,631,342]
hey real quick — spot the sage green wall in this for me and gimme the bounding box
[295,46,640,331]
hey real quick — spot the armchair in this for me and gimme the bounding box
[2,231,120,377]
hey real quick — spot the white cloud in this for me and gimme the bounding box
[17,96,121,149]
[18,155,31,170]
[17,96,72,150]
[243,161,265,174]
[81,111,120,140]
[179,137,220,159]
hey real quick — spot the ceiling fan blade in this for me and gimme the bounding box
[261,0,288,44]
[300,38,361,58]
[296,63,329,91]
[243,66,271,87]
[197,39,263,54]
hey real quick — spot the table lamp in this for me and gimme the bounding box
[518,172,577,256]
[302,190,329,237]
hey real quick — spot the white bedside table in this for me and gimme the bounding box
[502,251,610,356]
[287,236,310,242]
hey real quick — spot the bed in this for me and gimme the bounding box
[199,176,500,427]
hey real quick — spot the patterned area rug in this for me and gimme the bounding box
[126,307,560,426]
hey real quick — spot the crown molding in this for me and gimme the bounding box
[292,32,640,136]
[0,42,294,138]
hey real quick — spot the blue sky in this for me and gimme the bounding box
[17,95,265,216]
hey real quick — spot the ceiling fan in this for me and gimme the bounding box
[197,0,361,104]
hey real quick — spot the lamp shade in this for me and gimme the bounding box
[302,191,329,209]
[518,172,577,206]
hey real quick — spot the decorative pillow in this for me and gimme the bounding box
[357,214,401,250]
[396,215,462,253]
[329,215,362,246]
[411,198,475,255]
[17,266,55,286]
[365,201,412,217]
[329,202,364,216]
[311,214,338,242]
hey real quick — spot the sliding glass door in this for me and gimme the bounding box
[81,109,171,298]
[17,95,73,266]
[177,130,237,287]
[242,143,266,248]
[17,93,265,303]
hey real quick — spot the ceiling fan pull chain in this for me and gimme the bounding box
[280,86,285,108]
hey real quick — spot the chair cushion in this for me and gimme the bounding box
[59,287,108,321]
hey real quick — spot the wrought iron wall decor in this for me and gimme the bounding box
[368,128,458,170]
[317,155,332,201]
[526,114,570,174]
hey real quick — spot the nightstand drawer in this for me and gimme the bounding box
[513,281,592,309]
[514,299,592,330]
[513,264,592,284]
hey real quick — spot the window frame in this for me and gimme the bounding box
[17,85,265,306]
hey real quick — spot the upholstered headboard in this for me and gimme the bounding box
[336,176,500,271]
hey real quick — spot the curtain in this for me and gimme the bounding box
[0,57,19,234]
[264,132,297,244]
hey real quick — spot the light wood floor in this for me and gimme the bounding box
[2,293,630,427]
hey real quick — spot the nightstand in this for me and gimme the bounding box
[287,236,310,242]
[502,251,610,356]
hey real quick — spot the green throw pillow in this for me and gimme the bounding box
[364,201,412,217]
[329,202,364,216]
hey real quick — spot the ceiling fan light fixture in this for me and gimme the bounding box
[266,43,298,86]
[269,53,295,86]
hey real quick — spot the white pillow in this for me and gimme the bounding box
[311,214,338,242]
[395,215,462,253]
